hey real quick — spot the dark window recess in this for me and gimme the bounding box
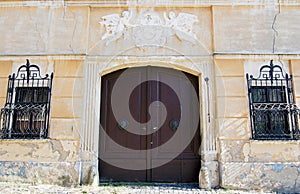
[246,60,300,140]
[0,59,53,139]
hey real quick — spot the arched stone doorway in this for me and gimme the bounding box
[79,59,218,187]
[99,66,201,182]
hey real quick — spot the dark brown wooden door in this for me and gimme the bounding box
[99,66,200,182]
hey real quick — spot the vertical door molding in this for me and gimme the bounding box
[79,61,101,184]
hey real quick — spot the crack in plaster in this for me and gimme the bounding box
[272,0,281,53]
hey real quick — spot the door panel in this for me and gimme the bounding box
[149,68,200,182]
[99,68,148,181]
[99,66,200,182]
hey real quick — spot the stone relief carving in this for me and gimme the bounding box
[100,9,199,46]
[100,11,134,45]
[164,12,199,43]
[134,10,166,46]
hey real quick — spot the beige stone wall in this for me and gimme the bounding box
[51,60,83,139]
[0,0,300,190]
[0,61,12,107]
[0,6,88,55]
[215,59,249,140]
[291,60,300,107]
[215,58,300,192]
[213,5,300,54]
[0,58,83,155]
[0,58,83,185]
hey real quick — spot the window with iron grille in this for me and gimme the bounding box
[246,60,300,140]
[0,60,53,139]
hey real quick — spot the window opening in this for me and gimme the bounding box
[0,59,53,139]
[246,60,299,140]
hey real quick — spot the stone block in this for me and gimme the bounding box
[218,118,250,139]
[293,77,300,97]
[52,77,84,98]
[291,60,300,76]
[273,7,300,53]
[0,78,8,98]
[0,97,5,107]
[0,6,88,54]
[54,60,84,77]
[51,97,83,118]
[50,118,81,139]
[248,141,300,163]
[216,76,246,97]
[219,140,248,162]
[221,162,300,193]
[80,161,98,185]
[213,6,274,53]
[199,161,219,189]
[0,61,12,78]
[217,97,248,118]
[0,140,79,162]
[296,97,300,107]
[214,59,244,77]
[0,161,79,186]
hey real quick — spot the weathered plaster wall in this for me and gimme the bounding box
[0,6,88,55]
[215,58,300,192]
[0,0,300,191]
[0,61,12,108]
[292,60,300,107]
[213,5,300,54]
[0,57,84,185]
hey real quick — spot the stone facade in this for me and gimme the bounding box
[0,0,300,192]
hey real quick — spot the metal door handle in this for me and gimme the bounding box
[169,119,179,131]
[118,120,128,130]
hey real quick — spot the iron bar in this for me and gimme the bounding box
[0,60,53,139]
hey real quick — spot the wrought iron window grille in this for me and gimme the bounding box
[0,59,53,139]
[246,60,300,140]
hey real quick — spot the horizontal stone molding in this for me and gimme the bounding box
[0,1,297,7]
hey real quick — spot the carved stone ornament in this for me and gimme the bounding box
[100,9,199,47]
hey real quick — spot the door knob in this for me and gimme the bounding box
[169,119,179,131]
[118,120,128,130]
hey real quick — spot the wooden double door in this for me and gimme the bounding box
[99,66,200,182]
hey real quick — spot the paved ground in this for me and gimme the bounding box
[0,182,272,194]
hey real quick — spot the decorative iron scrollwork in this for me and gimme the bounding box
[246,60,300,140]
[0,60,53,139]
[15,59,51,83]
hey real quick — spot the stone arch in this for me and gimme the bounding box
[79,57,218,187]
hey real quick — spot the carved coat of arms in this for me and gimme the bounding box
[100,9,199,46]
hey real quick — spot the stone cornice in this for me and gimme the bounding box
[0,0,298,7]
